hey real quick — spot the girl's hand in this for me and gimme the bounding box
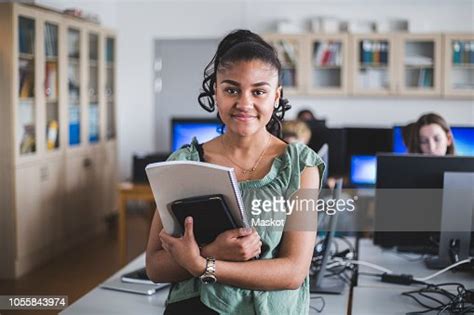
[159,217,206,277]
[201,228,262,261]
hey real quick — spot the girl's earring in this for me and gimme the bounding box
[274,102,279,109]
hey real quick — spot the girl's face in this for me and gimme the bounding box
[419,123,452,156]
[215,60,281,137]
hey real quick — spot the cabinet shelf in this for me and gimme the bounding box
[405,65,434,69]
[452,64,474,69]
[359,63,388,68]
[19,53,34,60]
[68,57,80,65]
[19,97,34,102]
[313,64,342,69]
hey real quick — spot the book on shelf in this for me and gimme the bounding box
[45,62,58,99]
[47,119,59,150]
[20,124,35,154]
[45,23,58,57]
[313,42,342,67]
[19,17,34,55]
[276,40,296,67]
[19,60,34,98]
[360,40,388,65]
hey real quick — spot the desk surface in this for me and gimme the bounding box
[61,253,351,315]
[357,239,474,288]
[352,239,474,315]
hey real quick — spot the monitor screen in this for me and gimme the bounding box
[453,127,474,156]
[350,155,377,186]
[392,126,407,153]
[374,154,474,250]
[171,119,222,152]
[393,125,474,156]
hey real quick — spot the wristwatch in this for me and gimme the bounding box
[199,257,216,284]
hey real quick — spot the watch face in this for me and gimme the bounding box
[201,274,216,284]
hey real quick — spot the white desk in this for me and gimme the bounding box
[61,253,351,315]
[352,239,474,315]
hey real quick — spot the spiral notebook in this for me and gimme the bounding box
[145,161,248,236]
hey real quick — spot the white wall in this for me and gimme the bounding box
[38,0,474,180]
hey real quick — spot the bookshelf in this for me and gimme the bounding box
[307,33,349,95]
[398,34,442,96]
[263,32,472,98]
[443,34,474,98]
[0,2,117,279]
[263,34,306,95]
[350,34,396,95]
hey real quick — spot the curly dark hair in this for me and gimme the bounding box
[198,29,291,138]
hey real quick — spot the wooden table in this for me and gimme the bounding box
[118,182,155,266]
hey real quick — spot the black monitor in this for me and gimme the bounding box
[374,154,474,252]
[308,127,346,177]
[345,127,392,170]
[171,118,223,151]
[132,152,170,183]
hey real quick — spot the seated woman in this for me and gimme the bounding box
[408,112,456,156]
[145,29,325,315]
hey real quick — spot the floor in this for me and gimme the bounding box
[0,211,152,315]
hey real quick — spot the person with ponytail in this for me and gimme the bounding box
[146,29,325,315]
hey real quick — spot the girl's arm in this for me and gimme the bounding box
[146,207,262,282]
[160,166,320,290]
[145,211,193,283]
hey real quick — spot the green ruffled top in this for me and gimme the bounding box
[164,138,325,315]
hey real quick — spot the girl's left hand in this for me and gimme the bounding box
[159,216,206,277]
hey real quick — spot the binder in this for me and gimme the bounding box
[170,194,238,245]
[145,161,249,236]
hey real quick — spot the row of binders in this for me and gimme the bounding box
[452,41,474,64]
[359,40,389,65]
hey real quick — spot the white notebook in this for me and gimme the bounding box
[145,161,248,236]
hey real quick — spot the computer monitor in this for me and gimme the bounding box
[171,118,223,151]
[350,155,377,186]
[344,127,392,171]
[374,154,474,251]
[133,152,170,183]
[308,127,346,177]
[392,126,407,153]
[393,125,474,156]
[452,127,474,156]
